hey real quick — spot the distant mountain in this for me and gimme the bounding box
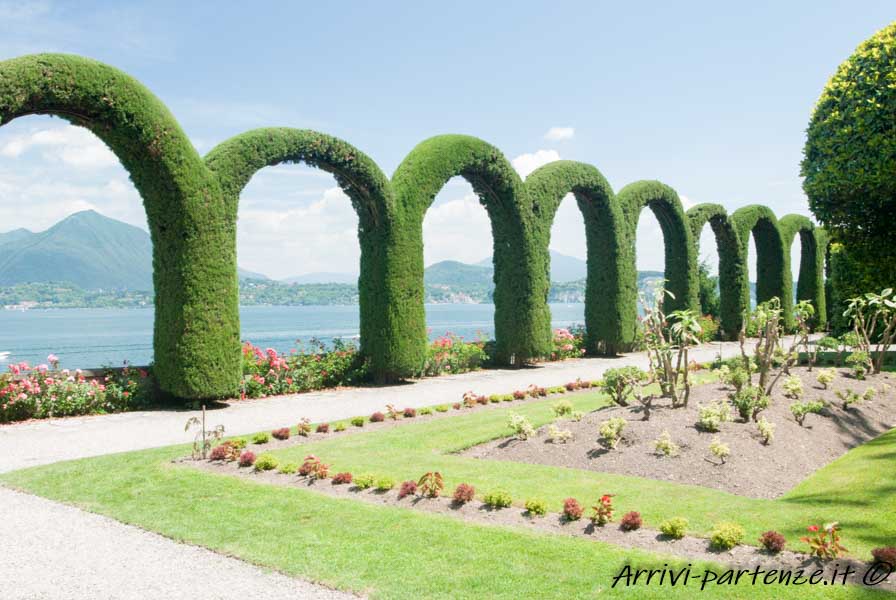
[282,272,358,284]
[477,250,589,282]
[237,267,270,281]
[0,211,266,290]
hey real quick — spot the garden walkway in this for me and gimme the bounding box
[0,339,762,600]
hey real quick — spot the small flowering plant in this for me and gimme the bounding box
[591,494,615,526]
[419,333,488,377]
[550,327,586,361]
[800,522,848,559]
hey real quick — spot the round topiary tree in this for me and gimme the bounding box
[204,128,405,380]
[525,161,629,354]
[0,53,241,400]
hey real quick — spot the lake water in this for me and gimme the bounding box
[0,304,587,369]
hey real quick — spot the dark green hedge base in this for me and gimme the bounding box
[0,53,830,398]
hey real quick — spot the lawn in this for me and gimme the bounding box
[1,380,894,598]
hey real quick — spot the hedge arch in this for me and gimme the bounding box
[0,54,239,399]
[730,206,789,329]
[686,204,743,339]
[616,181,698,344]
[391,135,549,367]
[779,214,827,329]
[204,128,401,378]
[525,161,629,354]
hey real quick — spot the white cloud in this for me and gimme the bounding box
[511,149,560,178]
[422,192,492,266]
[0,124,119,168]
[544,127,575,141]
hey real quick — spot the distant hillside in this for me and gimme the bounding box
[0,211,266,290]
[477,250,589,282]
[282,272,357,284]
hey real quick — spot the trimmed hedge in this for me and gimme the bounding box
[779,214,827,330]
[0,53,829,396]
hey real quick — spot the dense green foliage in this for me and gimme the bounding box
[0,53,830,398]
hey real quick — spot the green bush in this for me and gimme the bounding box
[552,400,573,417]
[483,490,513,509]
[601,366,646,406]
[418,407,433,416]
[277,462,298,474]
[710,522,745,550]
[790,400,825,426]
[253,453,278,472]
[251,432,270,445]
[659,517,688,539]
[350,417,365,428]
[729,387,769,422]
[333,422,346,432]
[374,477,395,491]
[697,400,731,431]
[353,474,375,490]
[598,417,626,449]
[524,498,548,517]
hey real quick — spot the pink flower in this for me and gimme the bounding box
[47,354,59,366]
[807,525,819,532]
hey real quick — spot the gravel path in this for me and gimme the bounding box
[0,487,357,600]
[0,339,776,600]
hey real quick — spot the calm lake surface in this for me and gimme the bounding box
[0,304,587,369]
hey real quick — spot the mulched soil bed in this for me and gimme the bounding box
[188,458,895,593]
[463,367,896,499]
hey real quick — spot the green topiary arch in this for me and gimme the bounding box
[390,134,550,368]
[203,128,402,378]
[730,206,788,329]
[525,161,628,354]
[686,204,743,339]
[616,181,699,344]
[779,214,828,329]
[0,53,240,399]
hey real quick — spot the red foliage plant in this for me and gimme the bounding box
[512,390,526,400]
[476,395,488,405]
[332,472,353,485]
[370,411,385,423]
[759,531,787,554]
[397,480,418,499]
[452,483,475,504]
[417,471,444,498]
[619,511,642,531]
[565,382,578,391]
[316,423,330,433]
[872,547,896,567]
[237,450,256,467]
[562,497,584,521]
[272,427,291,440]
[299,455,330,480]
[452,402,462,410]
[403,407,417,418]
[208,444,229,461]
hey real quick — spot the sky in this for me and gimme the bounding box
[0,1,893,281]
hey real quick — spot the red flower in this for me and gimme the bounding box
[807,525,820,532]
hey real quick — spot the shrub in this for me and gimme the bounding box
[598,417,626,449]
[316,423,330,433]
[527,385,548,397]
[333,422,346,432]
[513,390,526,400]
[350,416,365,427]
[564,381,578,391]
[299,455,329,480]
[271,427,291,440]
[620,511,642,531]
[508,414,535,440]
[835,389,861,410]
[375,477,395,491]
[710,522,745,550]
[370,411,385,423]
[385,404,402,420]
[251,432,270,444]
[332,472,353,485]
[462,391,478,408]
[397,480,418,499]
[418,407,433,416]
[253,453,279,472]
[782,376,804,399]
[601,366,646,406]
[562,498,584,521]
[801,522,848,559]
[709,437,730,464]
[547,423,573,443]
[525,498,548,517]
[570,411,584,422]
[208,444,229,461]
[476,395,489,405]
[722,365,751,393]
[237,450,256,467]
[403,407,417,418]
[435,405,449,413]
[654,430,679,457]
[296,418,312,436]
[697,400,731,431]
[790,400,825,426]
[452,402,462,410]
[846,351,871,379]
[816,368,836,389]
[452,483,475,504]
[659,517,688,539]
[756,417,775,445]
[417,471,445,498]
[548,386,566,394]
[863,387,876,401]
[212,439,245,462]
[591,494,614,526]
[277,462,298,474]
[552,400,573,417]
[729,387,769,422]
[872,547,896,567]
[759,531,787,554]
[483,490,512,509]
[353,474,375,489]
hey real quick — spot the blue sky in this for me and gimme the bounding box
[0,1,893,279]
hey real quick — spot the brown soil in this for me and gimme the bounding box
[463,367,896,499]
[188,459,895,593]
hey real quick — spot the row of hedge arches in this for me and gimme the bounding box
[0,53,831,399]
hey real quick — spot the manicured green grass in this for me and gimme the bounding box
[0,447,886,599]
[260,387,896,559]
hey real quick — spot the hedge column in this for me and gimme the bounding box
[0,54,241,399]
[204,128,404,380]
[779,214,828,329]
[731,206,789,329]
